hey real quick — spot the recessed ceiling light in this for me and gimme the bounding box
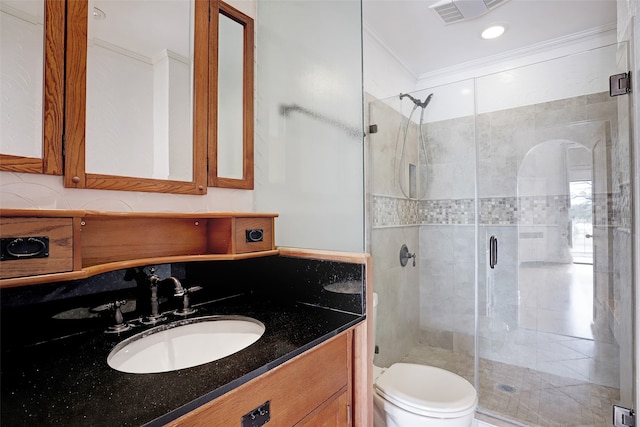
[481,25,505,40]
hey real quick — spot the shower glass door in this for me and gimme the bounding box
[476,42,633,425]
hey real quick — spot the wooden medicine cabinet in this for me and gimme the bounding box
[209,1,254,189]
[1,0,255,193]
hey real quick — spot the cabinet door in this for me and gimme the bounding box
[168,331,351,426]
[64,0,208,195]
[208,1,254,190]
[295,390,350,427]
[0,0,64,174]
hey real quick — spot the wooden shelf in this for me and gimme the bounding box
[0,209,278,288]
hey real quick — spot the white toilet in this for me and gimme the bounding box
[372,293,478,427]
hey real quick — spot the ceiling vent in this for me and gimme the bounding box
[429,0,509,24]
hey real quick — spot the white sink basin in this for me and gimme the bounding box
[107,316,265,374]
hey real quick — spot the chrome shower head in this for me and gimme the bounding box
[399,93,433,109]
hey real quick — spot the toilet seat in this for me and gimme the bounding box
[374,363,477,418]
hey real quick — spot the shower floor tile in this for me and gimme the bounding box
[401,345,620,427]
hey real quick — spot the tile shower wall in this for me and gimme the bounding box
[369,95,421,367]
[611,88,633,404]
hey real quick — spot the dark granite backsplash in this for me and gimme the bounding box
[185,255,365,314]
[0,255,365,349]
[1,255,364,315]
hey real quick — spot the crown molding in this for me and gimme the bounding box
[363,19,418,81]
[417,23,617,86]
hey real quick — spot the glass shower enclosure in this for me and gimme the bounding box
[368,42,633,426]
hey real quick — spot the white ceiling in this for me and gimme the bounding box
[362,0,618,78]
[5,0,618,79]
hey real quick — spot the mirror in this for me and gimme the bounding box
[85,0,193,181]
[0,0,64,174]
[209,2,254,189]
[2,0,253,193]
[64,0,207,194]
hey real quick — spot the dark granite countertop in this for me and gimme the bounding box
[1,293,364,427]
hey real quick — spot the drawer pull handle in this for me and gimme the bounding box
[242,401,270,426]
[1,237,50,260]
[246,228,264,243]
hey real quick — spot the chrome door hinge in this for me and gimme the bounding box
[613,405,635,427]
[610,72,631,96]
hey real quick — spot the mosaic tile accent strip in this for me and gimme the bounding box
[372,195,420,227]
[374,193,621,228]
[420,199,475,225]
[516,195,570,226]
[481,197,521,225]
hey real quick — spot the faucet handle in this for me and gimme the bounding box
[147,267,160,284]
[90,299,127,313]
[173,285,202,316]
[91,299,131,333]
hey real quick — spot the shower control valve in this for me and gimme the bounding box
[399,244,416,267]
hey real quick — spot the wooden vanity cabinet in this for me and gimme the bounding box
[168,328,355,427]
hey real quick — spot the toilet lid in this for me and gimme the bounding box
[374,363,477,414]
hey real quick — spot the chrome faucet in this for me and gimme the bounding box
[164,276,185,297]
[142,268,198,321]
[163,275,201,316]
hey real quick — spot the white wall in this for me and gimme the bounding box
[362,21,417,100]
[254,0,364,252]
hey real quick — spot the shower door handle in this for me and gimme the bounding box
[489,236,498,269]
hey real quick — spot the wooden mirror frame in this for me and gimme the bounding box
[0,0,64,175]
[208,1,254,190]
[63,0,208,195]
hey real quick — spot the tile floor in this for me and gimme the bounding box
[402,344,621,427]
[476,322,620,389]
[481,262,620,390]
